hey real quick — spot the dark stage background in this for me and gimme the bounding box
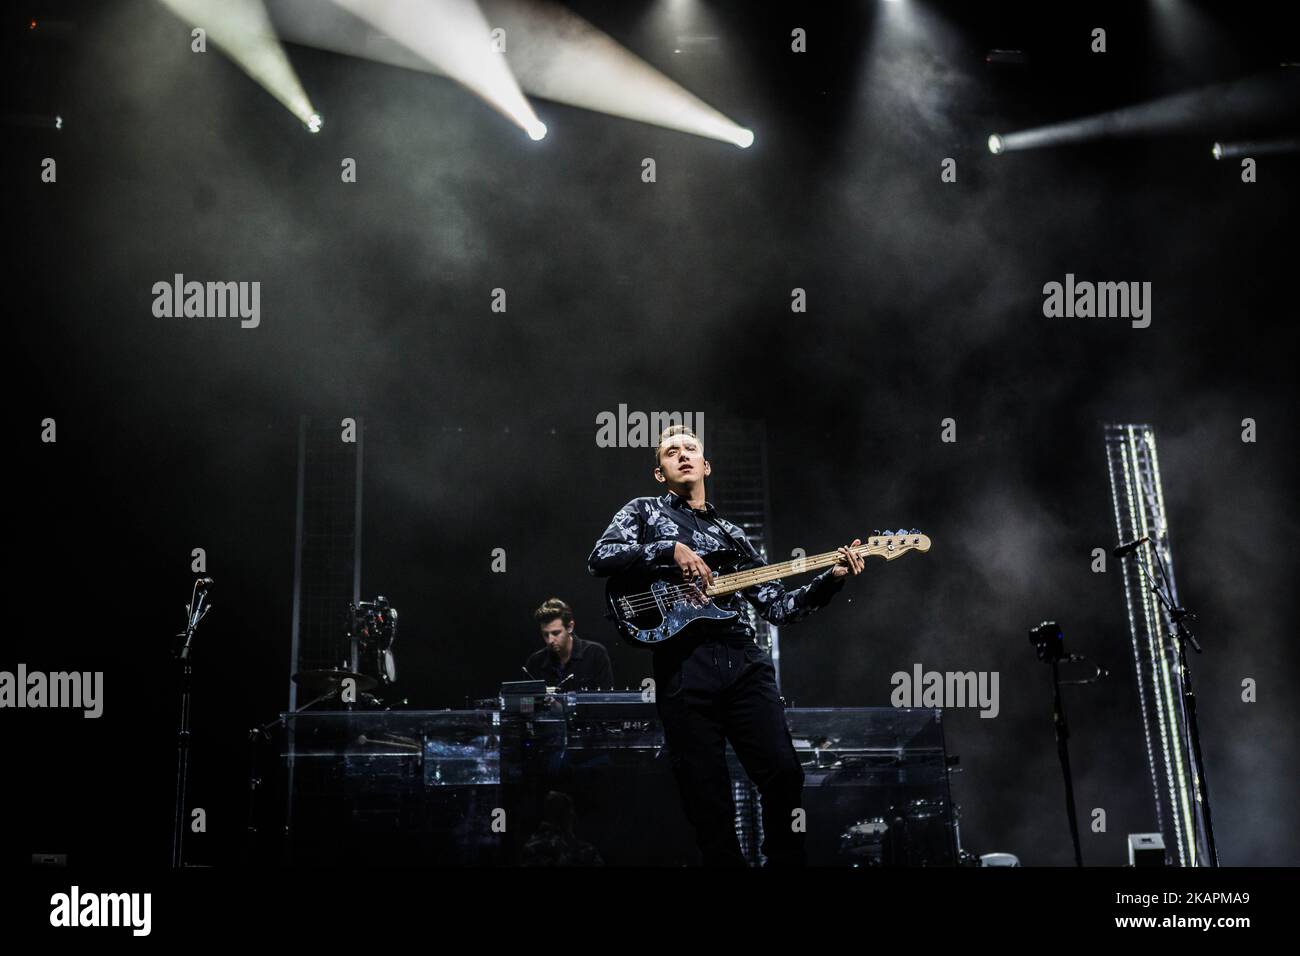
[6,0,1298,867]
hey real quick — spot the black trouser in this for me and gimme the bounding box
[652,635,806,866]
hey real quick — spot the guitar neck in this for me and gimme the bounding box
[705,547,861,598]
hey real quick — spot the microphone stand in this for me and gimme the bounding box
[1051,654,1082,868]
[1029,622,1108,867]
[1132,545,1219,867]
[172,579,211,869]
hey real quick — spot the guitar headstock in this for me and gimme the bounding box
[865,529,931,560]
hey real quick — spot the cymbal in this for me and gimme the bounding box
[292,668,378,694]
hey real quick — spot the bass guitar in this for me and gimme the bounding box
[606,530,931,647]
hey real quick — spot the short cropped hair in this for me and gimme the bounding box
[533,597,574,628]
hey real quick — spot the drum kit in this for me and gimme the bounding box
[291,596,399,708]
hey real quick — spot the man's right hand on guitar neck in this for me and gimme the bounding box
[673,542,714,588]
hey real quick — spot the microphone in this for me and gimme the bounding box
[521,666,536,680]
[1112,537,1149,558]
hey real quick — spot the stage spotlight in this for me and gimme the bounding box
[26,17,74,37]
[978,72,1291,154]
[324,0,545,143]
[985,49,1027,66]
[159,0,320,130]
[271,0,750,149]
[306,112,322,133]
[0,112,65,130]
[735,128,754,148]
[1209,137,1298,160]
[472,0,754,149]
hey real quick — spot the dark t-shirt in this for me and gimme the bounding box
[524,636,615,690]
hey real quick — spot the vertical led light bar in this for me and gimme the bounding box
[1103,424,1210,866]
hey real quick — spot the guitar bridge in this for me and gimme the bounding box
[651,582,670,617]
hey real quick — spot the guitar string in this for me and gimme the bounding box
[618,552,846,611]
[618,542,919,610]
[615,536,928,615]
[616,540,923,615]
[614,518,926,616]
[617,559,841,612]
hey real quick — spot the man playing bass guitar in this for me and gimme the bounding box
[586,425,864,866]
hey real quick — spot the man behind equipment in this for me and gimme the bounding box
[524,598,615,690]
[587,426,863,866]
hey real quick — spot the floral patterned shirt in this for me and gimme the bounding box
[587,491,844,638]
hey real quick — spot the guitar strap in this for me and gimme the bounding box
[699,508,753,568]
[669,495,759,572]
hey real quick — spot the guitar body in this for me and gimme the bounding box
[606,551,740,648]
